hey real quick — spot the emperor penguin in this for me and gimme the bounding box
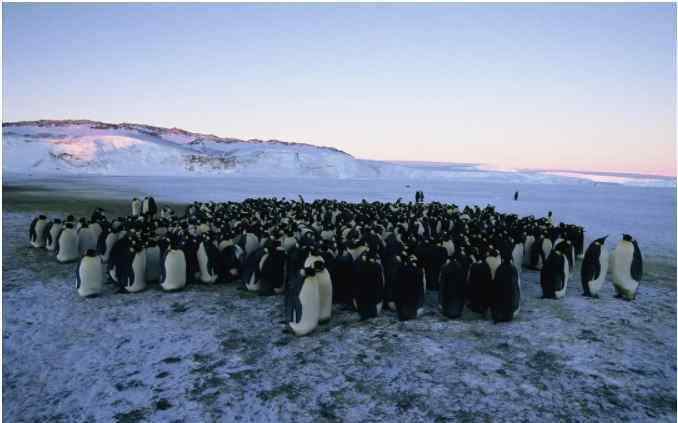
[160,238,187,292]
[243,247,267,292]
[523,234,535,268]
[131,198,142,217]
[540,241,569,299]
[76,249,104,297]
[123,238,147,293]
[467,258,493,315]
[491,259,521,323]
[580,236,609,297]
[393,254,425,320]
[353,250,385,320]
[29,215,49,248]
[45,219,63,252]
[285,266,320,336]
[438,253,467,319]
[99,227,120,263]
[197,234,219,284]
[611,234,642,300]
[485,248,502,280]
[142,195,158,217]
[77,222,98,256]
[56,223,80,263]
[305,253,332,323]
[144,238,162,283]
[258,240,287,295]
[511,236,524,273]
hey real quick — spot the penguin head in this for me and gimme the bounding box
[85,249,97,257]
[65,222,74,229]
[594,235,609,245]
[622,234,633,242]
[38,215,47,220]
[53,218,62,224]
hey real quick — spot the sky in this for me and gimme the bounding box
[3,3,676,176]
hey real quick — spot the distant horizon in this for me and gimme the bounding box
[3,117,675,179]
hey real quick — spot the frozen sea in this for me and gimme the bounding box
[2,170,676,422]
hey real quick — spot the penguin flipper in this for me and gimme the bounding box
[631,241,643,281]
[45,222,54,246]
[75,258,82,289]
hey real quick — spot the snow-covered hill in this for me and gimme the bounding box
[2,120,386,178]
[3,120,675,187]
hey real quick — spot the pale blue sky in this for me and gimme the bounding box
[3,3,676,175]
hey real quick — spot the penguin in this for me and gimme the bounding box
[131,198,141,216]
[485,248,502,280]
[123,239,147,293]
[580,236,609,297]
[491,259,521,323]
[540,241,569,299]
[107,235,130,284]
[611,234,642,300]
[144,238,162,283]
[466,259,493,315]
[393,254,425,320]
[306,255,332,323]
[242,247,267,291]
[285,266,320,336]
[332,250,356,306]
[182,235,201,283]
[76,249,104,297]
[523,234,535,268]
[45,218,63,251]
[438,255,466,319]
[511,238,524,273]
[29,215,49,248]
[99,227,119,263]
[160,238,187,292]
[56,223,80,263]
[352,250,385,320]
[142,195,158,217]
[197,234,219,284]
[258,241,287,296]
[77,222,98,256]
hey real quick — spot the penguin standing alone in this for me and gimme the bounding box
[580,236,609,297]
[611,234,642,300]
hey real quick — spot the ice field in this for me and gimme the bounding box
[2,173,677,422]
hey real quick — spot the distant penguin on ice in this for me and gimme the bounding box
[580,236,609,297]
[611,234,642,300]
[76,249,104,298]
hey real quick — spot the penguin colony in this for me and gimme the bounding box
[28,195,643,336]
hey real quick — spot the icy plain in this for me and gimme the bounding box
[2,171,676,422]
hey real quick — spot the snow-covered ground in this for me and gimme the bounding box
[2,173,676,422]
